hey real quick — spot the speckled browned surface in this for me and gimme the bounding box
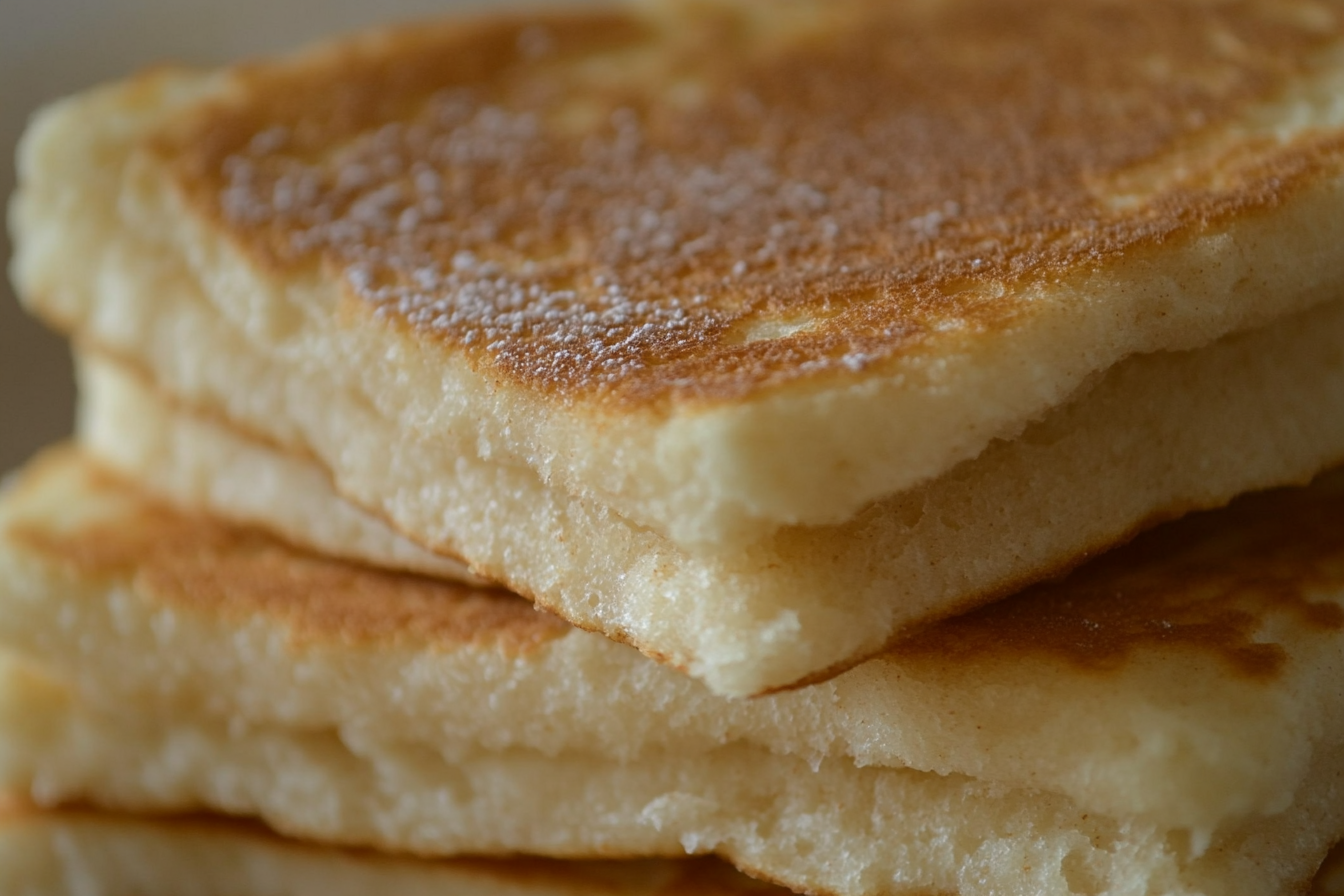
[160,0,1344,408]
[5,449,568,654]
[2,0,590,477]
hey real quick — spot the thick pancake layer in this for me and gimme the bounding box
[72,356,476,583]
[3,448,1344,896]
[13,1,1344,694]
[0,811,780,896]
[1,660,1340,896]
[0,808,1326,895]
[1,450,565,655]
[74,288,1344,695]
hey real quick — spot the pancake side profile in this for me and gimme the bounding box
[73,356,480,583]
[2,449,1344,895]
[73,283,1344,695]
[15,0,1344,694]
[0,815,1335,896]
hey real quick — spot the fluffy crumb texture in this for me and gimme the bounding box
[0,812,1305,896]
[74,287,1344,696]
[2,449,1344,895]
[12,0,1344,694]
[72,356,478,583]
[0,811,780,896]
[0,663,1340,896]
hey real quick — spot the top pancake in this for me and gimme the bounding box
[14,0,1344,550]
[174,0,1339,404]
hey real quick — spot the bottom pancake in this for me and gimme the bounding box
[0,809,781,896]
[2,811,1342,895]
[3,448,1344,895]
[0,659,1340,896]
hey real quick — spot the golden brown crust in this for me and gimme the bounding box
[899,469,1344,680]
[157,0,1344,409]
[0,797,33,821]
[755,500,1219,696]
[6,453,568,656]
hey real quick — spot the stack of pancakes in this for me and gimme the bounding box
[5,0,1344,892]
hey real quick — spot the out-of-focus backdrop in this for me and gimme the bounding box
[0,0,579,474]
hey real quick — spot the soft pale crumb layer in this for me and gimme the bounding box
[3,448,1344,840]
[74,284,1344,696]
[71,360,478,582]
[7,815,1324,896]
[0,812,777,896]
[13,7,1344,696]
[0,662,1339,896]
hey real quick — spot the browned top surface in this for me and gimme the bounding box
[160,0,1344,409]
[5,451,568,655]
[901,470,1344,680]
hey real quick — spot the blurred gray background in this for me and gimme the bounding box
[0,0,576,474]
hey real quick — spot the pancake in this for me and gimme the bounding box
[1,824,1329,896]
[71,355,480,584]
[12,0,1344,696]
[73,286,1344,698]
[2,448,1344,896]
[0,810,781,896]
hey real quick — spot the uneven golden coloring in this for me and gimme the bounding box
[165,0,1344,407]
[7,459,566,655]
